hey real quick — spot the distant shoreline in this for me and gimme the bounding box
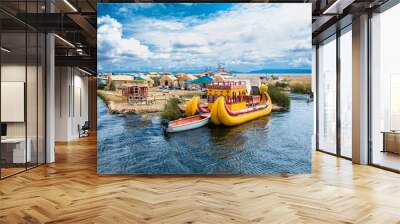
[97,70,312,75]
[233,73,311,76]
[98,72,312,76]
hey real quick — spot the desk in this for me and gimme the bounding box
[1,138,31,163]
[382,131,400,154]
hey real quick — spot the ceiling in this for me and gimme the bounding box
[0,0,394,74]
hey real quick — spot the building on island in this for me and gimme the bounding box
[107,74,135,88]
[135,75,154,87]
[147,72,161,78]
[185,75,214,89]
[176,74,197,88]
[121,84,149,104]
[160,74,178,87]
[107,74,154,89]
[197,71,213,77]
[97,77,107,86]
[214,73,233,82]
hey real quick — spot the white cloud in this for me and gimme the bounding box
[118,7,128,13]
[98,15,151,61]
[99,4,311,71]
[290,57,311,67]
[132,19,186,31]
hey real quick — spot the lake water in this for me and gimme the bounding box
[97,96,313,174]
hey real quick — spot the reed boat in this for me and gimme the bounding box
[166,113,210,133]
[185,96,210,116]
[185,81,272,126]
[184,96,200,116]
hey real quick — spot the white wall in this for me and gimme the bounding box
[54,67,89,141]
[1,63,46,164]
[55,67,69,141]
[71,72,89,138]
[1,65,42,138]
[1,65,26,138]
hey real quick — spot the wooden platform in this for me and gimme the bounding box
[1,135,400,223]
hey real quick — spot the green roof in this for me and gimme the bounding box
[185,75,213,84]
[135,76,146,81]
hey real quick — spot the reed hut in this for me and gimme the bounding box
[107,74,135,89]
[122,84,149,104]
[160,75,178,87]
[177,74,197,88]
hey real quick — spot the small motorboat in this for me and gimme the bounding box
[166,113,210,133]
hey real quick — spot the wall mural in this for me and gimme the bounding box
[97,3,313,174]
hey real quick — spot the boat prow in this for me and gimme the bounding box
[211,93,272,126]
[185,96,210,115]
[166,113,210,133]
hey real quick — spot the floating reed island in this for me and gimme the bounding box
[96,72,311,116]
[98,88,205,114]
[98,87,287,116]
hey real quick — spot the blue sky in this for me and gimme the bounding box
[97,3,311,73]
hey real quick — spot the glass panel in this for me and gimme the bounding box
[371,4,400,171]
[1,30,27,177]
[38,32,45,165]
[26,0,40,169]
[318,36,337,154]
[340,29,352,158]
[0,1,46,178]
[27,31,38,169]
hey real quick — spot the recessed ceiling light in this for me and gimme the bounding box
[323,0,354,15]
[1,47,11,53]
[78,67,92,76]
[54,34,75,48]
[63,0,78,12]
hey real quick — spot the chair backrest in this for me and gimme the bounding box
[82,121,90,129]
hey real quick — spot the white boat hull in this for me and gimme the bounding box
[166,116,210,133]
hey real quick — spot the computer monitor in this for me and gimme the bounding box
[1,123,7,137]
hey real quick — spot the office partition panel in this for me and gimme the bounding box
[0,31,28,178]
[0,1,47,179]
